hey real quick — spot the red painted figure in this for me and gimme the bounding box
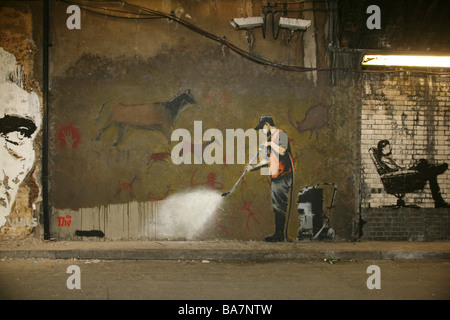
[146,151,171,167]
[115,174,138,199]
[190,169,224,190]
[238,195,260,231]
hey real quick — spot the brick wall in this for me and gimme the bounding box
[361,208,450,241]
[361,72,450,208]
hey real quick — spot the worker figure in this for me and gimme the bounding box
[245,116,295,242]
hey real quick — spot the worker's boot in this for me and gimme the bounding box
[264,213,285,242]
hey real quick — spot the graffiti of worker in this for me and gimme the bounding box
[377,139,449,208]
[245,116,295,242]
[0,82,41,227]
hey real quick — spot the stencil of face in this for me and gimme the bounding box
[381,143,392,156]
[0,82,40,227]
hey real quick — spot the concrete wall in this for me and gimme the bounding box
[48,0,360,241]
[1,0,448,242]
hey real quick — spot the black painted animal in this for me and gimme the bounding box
[95,90,198,146]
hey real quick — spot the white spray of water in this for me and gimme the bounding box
[156,189,223,240]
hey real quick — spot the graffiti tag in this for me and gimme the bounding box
[57,215,72,227]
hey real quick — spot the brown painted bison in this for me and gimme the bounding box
[95,90,198,146]
[289,103,329,139]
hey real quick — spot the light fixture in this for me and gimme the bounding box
[362,55,450,68]
[278,17,311,31]
[230,17,264,30]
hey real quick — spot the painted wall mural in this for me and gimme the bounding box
[95,90,198,146]
[361,74,450,210]
[47,0,357,241]
[0,0,447,243]
[0,3,44,238]
[369,140,448,208]
[57,124,81,149]
[289,103,329,139]
[0,49,41,228]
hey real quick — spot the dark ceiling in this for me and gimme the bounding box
[338,0,450,53]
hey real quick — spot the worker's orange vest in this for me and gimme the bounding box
[269,129,295,178]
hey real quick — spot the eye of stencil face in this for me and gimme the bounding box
[0,116,37,147]
[1,128,29,145]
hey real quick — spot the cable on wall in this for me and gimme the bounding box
[58,0,450,76]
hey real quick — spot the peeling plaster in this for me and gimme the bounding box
[0,49,41,228]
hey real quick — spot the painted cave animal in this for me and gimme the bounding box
[115,174,139,199]
[289,103,329,139]
[146,151,172,168]
[148,186,173,201]
[95,90,198,146]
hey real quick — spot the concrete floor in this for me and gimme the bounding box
[0,258,449,300]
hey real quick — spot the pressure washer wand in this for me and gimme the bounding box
[221,145,263,197]
[221,169,247,197]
